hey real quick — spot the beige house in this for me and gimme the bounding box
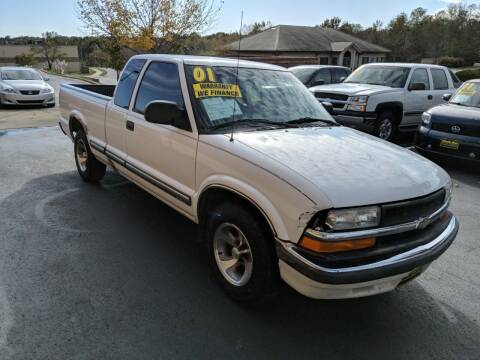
[0,45,80,72]
[225,25,391,69]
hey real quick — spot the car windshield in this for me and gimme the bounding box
[450,82,480,108]
[1,69,43,81]
[290,68,317,84]
[185,65,334,131]
[345,66,410,88]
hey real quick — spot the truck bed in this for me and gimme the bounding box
[67,84,116,98]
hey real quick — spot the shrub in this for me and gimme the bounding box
[437,57,465,68]
[14,53,37,66]
[456,69,480,81]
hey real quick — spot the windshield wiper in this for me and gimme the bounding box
[287,117,338,126]
[450,102,468,107]
[210,119,298,131]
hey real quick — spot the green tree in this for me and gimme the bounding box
[14,53,37,66]
[33,32,66,70]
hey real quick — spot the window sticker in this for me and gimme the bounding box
[193,82,242,99]
[458,83,477,96]
[193,67,217,83]
[202,97,243,123]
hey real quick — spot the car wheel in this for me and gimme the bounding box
[375,111,398,141]
[74,129,106,183]
[206,202,279,302]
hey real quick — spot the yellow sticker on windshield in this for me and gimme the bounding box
[193,83,242,99]
[458,83,477,96]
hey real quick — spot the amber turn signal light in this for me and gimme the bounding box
[299,236,376,254]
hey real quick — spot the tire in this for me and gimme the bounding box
[74,129,106,183]
[46,103,56,108]
[206,202,279,302]
[375,111,398,142]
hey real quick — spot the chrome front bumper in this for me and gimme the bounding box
[276,213,459,298]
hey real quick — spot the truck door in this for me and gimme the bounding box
[430,68,452,105]
[105,58,146,163]
[125,61,197,214]
[404,68,434,127]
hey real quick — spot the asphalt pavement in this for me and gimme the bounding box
[0,126,479,359]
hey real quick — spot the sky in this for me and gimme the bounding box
[0,0,479,37]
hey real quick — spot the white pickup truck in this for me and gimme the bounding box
[310,63,462,141]
[59,55,459,302]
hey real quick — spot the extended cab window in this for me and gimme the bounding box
[134,62,185,114]
[410,68,430,90]
[114,59,146,109]
[431,69,449,90]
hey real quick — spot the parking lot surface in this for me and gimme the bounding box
[0,126,479,359]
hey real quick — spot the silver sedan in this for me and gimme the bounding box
[0,66,55,107]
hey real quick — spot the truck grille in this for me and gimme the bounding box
[431,123,480,137]
[381,189,446,227]
[20,90,40,95]
[314,93,349,102]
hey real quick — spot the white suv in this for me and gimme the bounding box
[310,63,461,141]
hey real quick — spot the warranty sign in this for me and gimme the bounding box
[193,83,242,99]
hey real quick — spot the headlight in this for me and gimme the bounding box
[445,179,453,203]
[41,87,54,94]
[325,206,381,231]
[347,95,368,112]
[0,87,18,94]
[421,112,431,127]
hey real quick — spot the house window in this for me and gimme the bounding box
[332,57,338,65]
[319,57,329,65]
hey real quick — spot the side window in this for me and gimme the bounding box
[431,69,449,90]
[410,68,430,90]
[449,69,462,88]
[134,62,184,114]
[313,69,331,85]
[114,59,146,109]
[333,69,349,83]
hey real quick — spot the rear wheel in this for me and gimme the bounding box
[375,111,398,142]
[74,129,106,183]
[206,202,279,302]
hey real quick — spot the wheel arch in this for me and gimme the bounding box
[196,182,290,241]
[68,110,87,138]
[375,102,404,122]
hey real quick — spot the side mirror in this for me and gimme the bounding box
[443,93,452,102]
[322,101,334,114]
[409,82,426,91]
[144,100,187,127]
[43,77,50,82]
[339,76,346,83]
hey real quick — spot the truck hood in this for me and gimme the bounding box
[232,127,449,207]
[310,83,396,97]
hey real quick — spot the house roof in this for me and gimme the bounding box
[227,25,391,53]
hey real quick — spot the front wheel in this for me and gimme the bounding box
[375,111,398,142]
[74,129,106,183]
[206,202,279,302]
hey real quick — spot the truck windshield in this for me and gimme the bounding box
[450,82,480,108]
[1,69,43,81]
[185,65,334,131]
[344,66,410,88]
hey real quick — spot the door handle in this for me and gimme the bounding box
[126,120,135,131]
[428,95,433,100]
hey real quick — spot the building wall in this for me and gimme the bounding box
[0,45,80,72]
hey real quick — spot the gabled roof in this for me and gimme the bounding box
[227,25,391,53]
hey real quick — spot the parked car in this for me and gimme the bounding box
[416,80,480,162]
[59,55,458,302]
[0,66,55,107]
[309,63,462,141]
[289,65,351,87]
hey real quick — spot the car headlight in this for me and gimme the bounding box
[347,95,368,112]
[41,87,54,94]
[0,87,18,94]
[445,179,453,203]
[325,206,381,231]
[421,112,431,127]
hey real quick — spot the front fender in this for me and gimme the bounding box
[194,175,291,241]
